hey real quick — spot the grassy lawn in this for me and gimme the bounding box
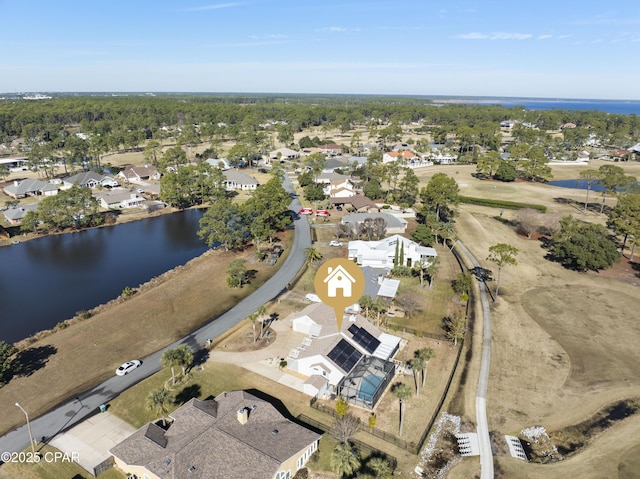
[0,445,125,479]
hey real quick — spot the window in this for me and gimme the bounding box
[274,471,291,479]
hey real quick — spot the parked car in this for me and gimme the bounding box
[316,209,330,217]
[116,360,142,376]
[329,240,343,247]
[299,207,313,215]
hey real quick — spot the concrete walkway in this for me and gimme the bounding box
[207,315,308,392]
[456,241,494,479]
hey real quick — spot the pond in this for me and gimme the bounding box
[547,179,605,191]
[0,209,210,343]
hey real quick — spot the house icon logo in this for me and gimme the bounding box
[314,258,365,330]
[324,265,356,298]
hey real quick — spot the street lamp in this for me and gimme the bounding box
[15,402,36,456]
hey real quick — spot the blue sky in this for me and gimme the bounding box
[1,0,639,99]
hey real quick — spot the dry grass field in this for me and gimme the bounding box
[0,231,292,436]
[444,161,640,478]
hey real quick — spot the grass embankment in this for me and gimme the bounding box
[0,231,293,437]
[0,445,125,479]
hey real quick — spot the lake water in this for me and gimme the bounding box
[547,179,606,191]
[451,98,640,115]
[0,209,210,343]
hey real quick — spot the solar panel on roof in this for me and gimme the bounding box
[348,324,359,335]
[328,339,362,373]
[350,326,381,354]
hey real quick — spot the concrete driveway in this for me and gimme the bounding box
[49,411,135,476]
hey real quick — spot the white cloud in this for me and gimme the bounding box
[454,32,532,40]
[537,34,553,40]
[454,32,489,40]
[248,34,288,40]
[319,26,347,32]
[182,2,245,12]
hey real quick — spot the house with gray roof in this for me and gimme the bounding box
[117,165,161,184]
[222,170,259,191]
[95,189,145,209]
[3,178,58,199]
[342,212,408,235]
[110,391,320,479]
[3,203,39,224]
[62,171,119,189]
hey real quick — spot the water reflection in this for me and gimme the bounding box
[0,210,209,343]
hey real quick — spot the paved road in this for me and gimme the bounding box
[456,241,494,479]
[0,175,311,457]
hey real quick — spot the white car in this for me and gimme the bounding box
[329,240,343,247]
[116,360,142,376]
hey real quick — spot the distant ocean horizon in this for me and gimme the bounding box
[441,97,640,115]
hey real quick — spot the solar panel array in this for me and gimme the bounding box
[347,325,381,354]
[328,339,362,373]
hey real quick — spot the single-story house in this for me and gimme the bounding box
[2,203,39,224]
[110,391,321,479]
[3,178,58,199]
[117,165,161,184]
[329,194,379,213]
[205,158,232,170]
[382,150,420,164]
[317,143,343,156]
[348,234,437,269]
[321,157,348,173]
[270,147,300,160]
[341,212,408,235]
[95,189,146,209]
[62,171,120,189]
[315,172,348,185]
[222,170,259,191]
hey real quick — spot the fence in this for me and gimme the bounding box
[297,414,398,469]
[309,398,418,453]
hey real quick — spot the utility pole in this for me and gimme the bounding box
[15,402,36,456]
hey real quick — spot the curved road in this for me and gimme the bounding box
[456,241,494,479]
[0,175,311,457]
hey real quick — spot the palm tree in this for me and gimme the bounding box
[248,311,259,342]
[417,348,436,388]
[147,387,172,426]
[161,348,180,385]
[256,305,268,339]
[305,246,322,263]
[330,442,361,478]
[409,357,426,396]
[368,457,393,479]
[174,345,194,376]
[391,383,412,436]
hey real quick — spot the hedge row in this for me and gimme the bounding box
[458,196,547,213]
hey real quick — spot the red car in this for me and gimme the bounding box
[299,208,313,215]
[316,209,330,217]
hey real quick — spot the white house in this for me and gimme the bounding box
[3,178,58,199]
[205,157,232,170]
[96,189,145,209]
[286,303,401,400]
[117,165,161,184]
[348,234,437,269]
[222,170,259,191]
[62,171,119,189]
[270,147,299,160]
[324,179,356,198]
